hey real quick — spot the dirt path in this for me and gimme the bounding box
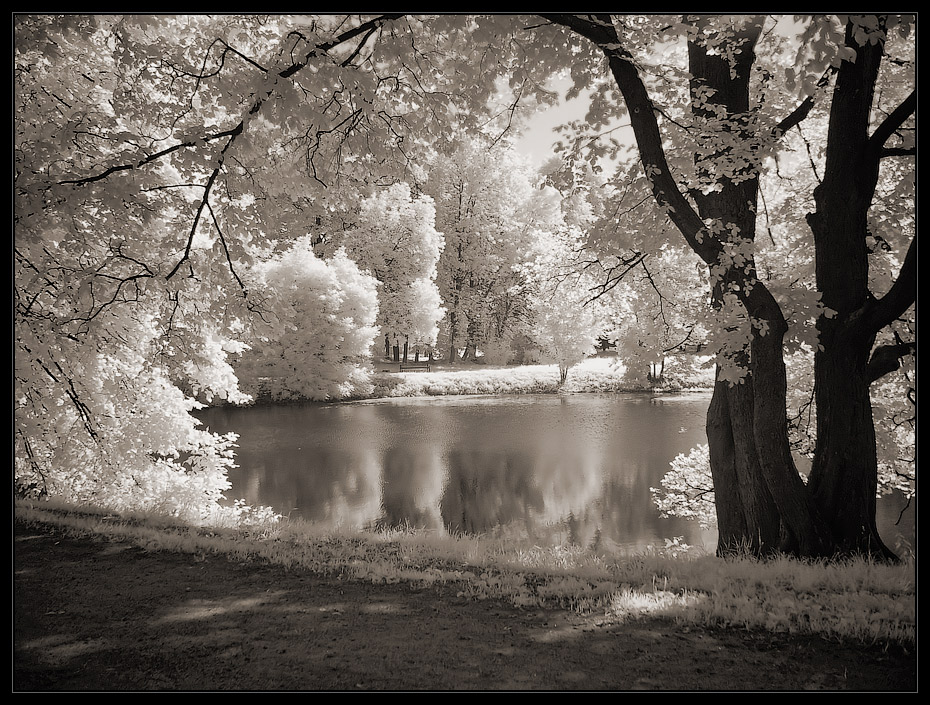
[14,520,916,691]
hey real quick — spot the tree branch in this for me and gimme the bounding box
[772,66,837,137]
[881,146,916,157]
[867,89,916,159]
[58,15,404,188]
[58,126,242,186]
[867,340,915,384]
[540,14,719,265]
[205,201,246,292]
[165,134,236,281]
[861,235,916,337]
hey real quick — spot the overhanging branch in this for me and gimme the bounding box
[57,15,404,189]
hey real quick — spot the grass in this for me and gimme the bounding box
[358,355,715,400]
[15,499,915,650]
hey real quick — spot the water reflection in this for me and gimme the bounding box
[378,446,446,532]
[196,393,912,554]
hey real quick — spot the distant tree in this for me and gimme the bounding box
[528,223,605,384]
[325,183,445,360]
[600,245,709,385]
[533,295,599,385]
[235,238,379,401]
[426,137,558,362]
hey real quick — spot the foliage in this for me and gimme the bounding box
[425,136,558,361]
[651,444,716,530]
[13,14,914,548]
[527,224,607,383]
[324,183,445,351]
[234,238,380,401]
[532,298,600,385]
[14,14,493,519]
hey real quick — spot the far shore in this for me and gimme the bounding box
[235,354,716,406]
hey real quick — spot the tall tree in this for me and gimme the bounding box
[535,14,914,557]
[321,182,445,357]
[424,136,553,363]
[803,16,916,558]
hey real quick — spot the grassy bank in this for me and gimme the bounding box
[359,355,714,400]
[240,355,715,404]
[15,500,915,651]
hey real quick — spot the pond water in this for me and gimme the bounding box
[196,392,914,555]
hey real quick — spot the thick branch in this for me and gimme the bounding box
[867,341,915,384]
[861,235,916,336]
[867,90,916,160]
[773,66,837,136]
[58,127,242,186]
[881,146,916,157]
[541,14,718,265]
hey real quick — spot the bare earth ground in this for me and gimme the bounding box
[13,520,916,692]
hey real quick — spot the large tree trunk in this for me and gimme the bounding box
[747,298,830,556]
[544,14,894,558]
[808,326,893,558]
[686,18,827,556]
[707,377,784,555]
[805,20,901,560]
[705,381,748,553]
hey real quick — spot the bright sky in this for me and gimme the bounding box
[510,75,586,166]
[511,75,633,171]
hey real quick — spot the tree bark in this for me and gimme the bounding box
[805,18,914,560]
[685,17,827,556]
[705,381,749,554]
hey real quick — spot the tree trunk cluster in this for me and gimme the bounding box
[546,14,915,560]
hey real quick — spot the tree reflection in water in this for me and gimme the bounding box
[197,393,913,553]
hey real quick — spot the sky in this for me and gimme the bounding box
[511,84,587,166]
[511,75,592,166]
[511,75,634,172]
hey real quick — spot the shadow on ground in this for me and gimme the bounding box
[14,522,916,691]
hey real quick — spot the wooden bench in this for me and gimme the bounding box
[399,362,431,372]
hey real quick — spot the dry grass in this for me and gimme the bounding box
[15,500,915,649]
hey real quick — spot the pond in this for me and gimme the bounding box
[196,392,915,555]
